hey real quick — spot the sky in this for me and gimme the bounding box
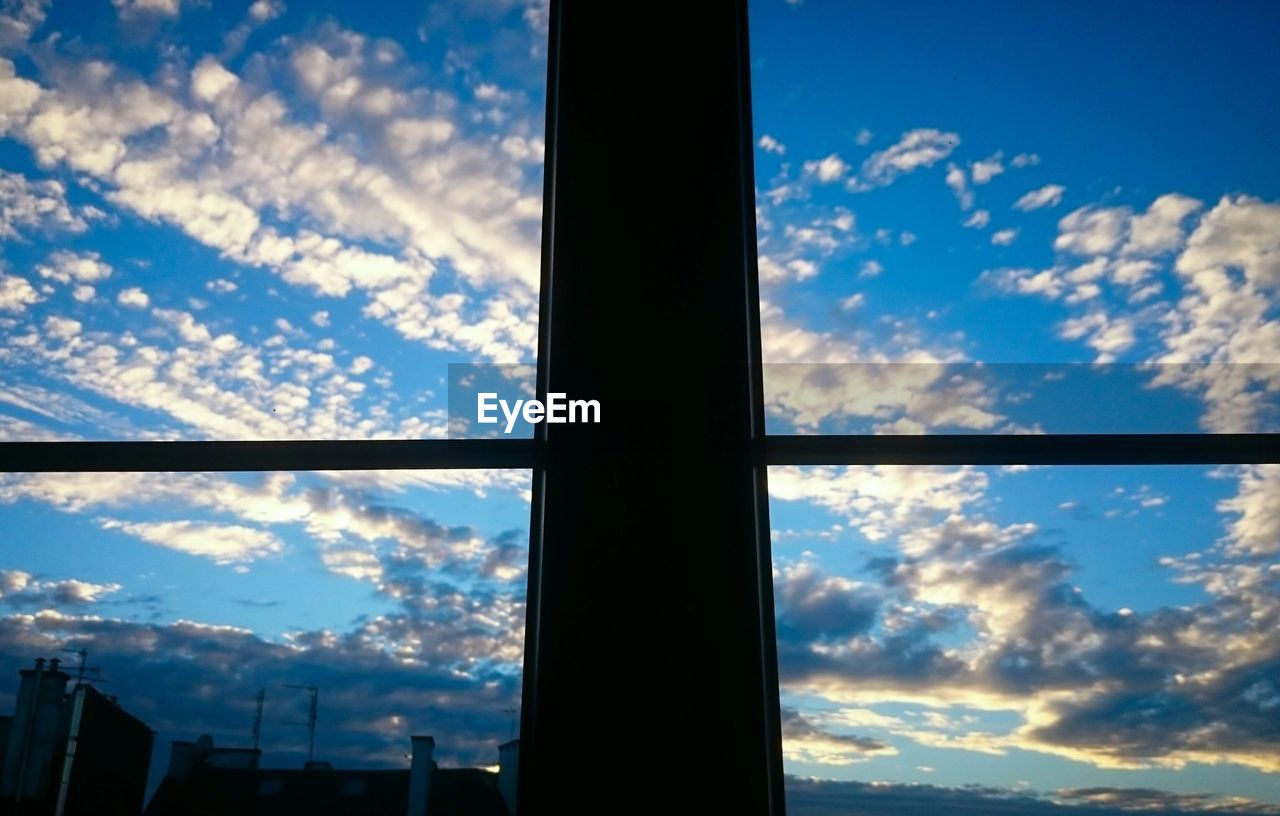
[0,0,1278,813]
[749,0,1280,812]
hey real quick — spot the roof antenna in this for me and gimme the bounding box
[282,684,319,764]
[251,687,266,751]
[60,648,104,685]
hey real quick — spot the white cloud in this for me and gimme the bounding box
[1054,205,1127,254]
[0,59,41,133]
[1151,195,1280,431]
[1124,193,1203,255]
[0,569,121,605]
[0,293,452,439]
[759,304,1000,433]
[321,546,382,582]
[963,210,990,229]
[1059,311,1136,361]
[1013,184,1065,212]
[855,128,872,146]
[0,273,41,311]
[1010,153,1039,168]
[44,315,81,340]
[0,0,50,50]
[111,0,181,18]
[0,169,95,239]
[248,0,284,22]
[803,153,850,183]
[191,57,240,103]
[769,465,989,542]
[758,134,786,155]
[855,128,960,189]
[3,25,546,366]
[116,286,149,308]
[100,518,283,565]
[991,228,1018,246]
[1175,195,1280,287]
[945,163,973,210]
[859,260,883,279]
[384,118,455,157]
[37,250,111,284]
[980,266,1063,300]
[782,221,847,255]
[757,255,788,286]
[991,191,1280,430]
[970,152,1003,185]
[787,259,818,280]
[1218,464,1280,556]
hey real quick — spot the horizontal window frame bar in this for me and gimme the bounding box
[764,433,1280,466]
[0,433,1276,472]
[0,439,540,472]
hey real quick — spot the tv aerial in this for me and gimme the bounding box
[281,684,319,764]
[60,648,105,685]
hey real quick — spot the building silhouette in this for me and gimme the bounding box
[144,733,517,816]
[0,658,153,816]
[2,658,516,815]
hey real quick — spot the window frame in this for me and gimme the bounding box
[2,2,1279,814]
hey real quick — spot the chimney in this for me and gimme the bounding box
[498,739,519,815]
[167,741,198,782]
[407,735,434,816]
[1,658,71,803]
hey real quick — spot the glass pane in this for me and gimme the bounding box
[750,2,1280,434]
[769,464,1280,814]
[0,468,529,811]
[0,1,547,440]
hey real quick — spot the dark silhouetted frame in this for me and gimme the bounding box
[2,2,1278,814]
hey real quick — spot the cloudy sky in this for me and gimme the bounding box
[1,0,1278,812]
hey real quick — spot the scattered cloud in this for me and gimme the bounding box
[853,128,960,189]
[0,1,50,50]
[780,708,896,765]
[2,24,546,368]
[785,777,1280,816]
[0,273,40,312]
[1013,184,1066,212]
[803,153,850,184]
[758,133,786,155]
[770,459,1280,776]
[36,251,112,285]
[0,569,122,608]
[970,151,1003,185]
[99,518,284,565]
[945,163,973,210]
[0,169,98,239]
[111,0,182,19]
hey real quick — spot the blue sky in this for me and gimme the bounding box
[1,0,1278,812]
[748,1,1280,811]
